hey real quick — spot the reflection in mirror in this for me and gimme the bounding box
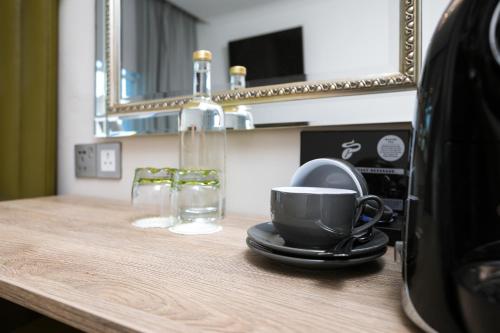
[198,0,399,90]
[228,27,305,87]
[120,0,197,102]
[224,66,254,130]
[96,0,419,137]
[118,0,399,104]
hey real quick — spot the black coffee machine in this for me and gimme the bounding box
[402,0,500,332]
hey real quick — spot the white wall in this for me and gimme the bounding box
[58,0,449,217]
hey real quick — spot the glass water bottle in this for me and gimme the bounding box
[224,66,254,130]
[171,50,226,235]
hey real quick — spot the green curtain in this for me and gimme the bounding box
[0,0,58,200]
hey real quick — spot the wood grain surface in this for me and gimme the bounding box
[0,196,418,332]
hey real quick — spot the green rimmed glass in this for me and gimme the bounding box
[169,168,224,235]
[131,167,177,228]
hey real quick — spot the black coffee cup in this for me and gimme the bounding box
[270,187,384,249]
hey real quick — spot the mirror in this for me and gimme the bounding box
[95,0,420,137]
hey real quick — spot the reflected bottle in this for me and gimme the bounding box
[172,50,226,235]
[230,65,247,90]
[224,66,254,130]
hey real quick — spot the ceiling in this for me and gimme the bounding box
[168,0,285,21]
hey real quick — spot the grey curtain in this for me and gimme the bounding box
[122,0,197,100]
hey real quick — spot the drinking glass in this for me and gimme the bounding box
[131,167,177,228]
[168,168,223,235]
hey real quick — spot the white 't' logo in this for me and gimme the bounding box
[341,140,362,160]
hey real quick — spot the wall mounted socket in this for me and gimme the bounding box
[97,142,122,179]
[75,144,97,178]
[75,142,122,179]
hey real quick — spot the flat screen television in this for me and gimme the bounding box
[228,27,305,87]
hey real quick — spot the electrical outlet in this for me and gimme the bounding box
[97,142,121,179]
[75,144,97,178]
[100,149,116,171]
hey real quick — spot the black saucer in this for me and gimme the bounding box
[246,238,387,269]
[247,222,389,258]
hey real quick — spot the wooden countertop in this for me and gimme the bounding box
[0,196,418,332]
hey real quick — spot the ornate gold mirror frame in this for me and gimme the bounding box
[96,0,420,136]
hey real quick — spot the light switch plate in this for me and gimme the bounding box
[75,144,97,178]
[97,142,121,179]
